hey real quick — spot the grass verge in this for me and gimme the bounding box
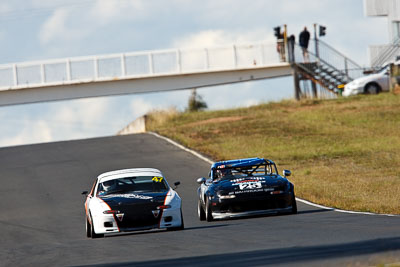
[146,93,400,214]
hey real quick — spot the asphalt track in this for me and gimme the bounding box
[1,133,400,267]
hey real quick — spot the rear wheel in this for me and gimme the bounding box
[205,197,213,222]
[198,199,206,221]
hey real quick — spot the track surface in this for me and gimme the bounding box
[1,133,400,267]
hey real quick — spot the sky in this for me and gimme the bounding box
[0,0,388,147]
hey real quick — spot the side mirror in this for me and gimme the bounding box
[197,177,206,184]
[81,191,88,196]
[283,170,291,177]
[173,181,181,189]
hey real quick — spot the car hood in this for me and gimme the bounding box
[347,73,386,87]
[99,191,168,207]
[213,176,288,192]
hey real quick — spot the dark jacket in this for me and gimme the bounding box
[299,29,310,48]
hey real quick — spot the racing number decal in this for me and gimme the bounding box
[152,176,163,182]
[238,182,262,190]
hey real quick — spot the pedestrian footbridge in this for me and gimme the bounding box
[0,42,292,106]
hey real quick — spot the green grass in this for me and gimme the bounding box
[146,93,400,214]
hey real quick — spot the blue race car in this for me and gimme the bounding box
[196,157,297,221]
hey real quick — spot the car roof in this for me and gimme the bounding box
[97,168,163,182]
[211,157,274,169]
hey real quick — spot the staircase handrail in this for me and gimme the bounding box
[310,39,363,80]
[317,39,362,69]
[371,37,400,67]
[292,42,363,82]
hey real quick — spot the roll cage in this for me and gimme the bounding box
[210,157,278,180]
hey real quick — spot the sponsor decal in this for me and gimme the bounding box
[230,177,265,183]
[116,213,124,222]
[152,210,160,218]
[234,188,265,194]
[102,194,153,200]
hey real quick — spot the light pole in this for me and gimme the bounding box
[314,23,319,59]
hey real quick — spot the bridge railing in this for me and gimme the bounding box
[0,42,284,90]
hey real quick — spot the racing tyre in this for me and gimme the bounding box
[198,199,206,221]
[365,83,379,94]
[291,193,298,214]
[89,214,104,239]
[205,197,213,222]
[86,217,92,238]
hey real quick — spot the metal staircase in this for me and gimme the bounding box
[290,39,364,98]
[296,62,350,92]
[370,37,400,68]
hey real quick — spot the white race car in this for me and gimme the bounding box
[83,168,184,238]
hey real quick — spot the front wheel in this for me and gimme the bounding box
[86,217,92,238]
[205,197,213,222]
[291,193,298,214]
[167,209,184,231]
[89,214,104,239]
[198,199,206,221]
[365,83,379,94]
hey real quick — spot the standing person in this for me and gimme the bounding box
[287,34,295,63]
[276,33,285,62]
[299,26,310,62]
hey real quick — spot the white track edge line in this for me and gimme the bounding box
[148,131,400,218]
[148,132,214,165]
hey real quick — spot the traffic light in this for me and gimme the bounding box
[274,26,281,38]
[319,25,326,37]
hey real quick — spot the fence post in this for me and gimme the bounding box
[149,53,154,74]
[121,54,126,77]
[66,59,71,81]
[41,63,46,84]
[177,49,182,73]
[260,43,265,65]
[293,68,301,100]
[314,24,320,59]
[204,48,209,70]
[13,64,18,86]
[233,45,238,68]
[94,57,99,79]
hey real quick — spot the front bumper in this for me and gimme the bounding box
[92,206,182,234]
[210,191,294,219]
[212,207,293,219]
[342,84,364,96]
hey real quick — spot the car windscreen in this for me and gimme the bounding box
[97,176,168,196]
[213,163,278,180]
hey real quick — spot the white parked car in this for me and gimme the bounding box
[83,168,184,238]
[342,66,390,96]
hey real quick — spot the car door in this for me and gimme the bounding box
[378,68,390,91]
